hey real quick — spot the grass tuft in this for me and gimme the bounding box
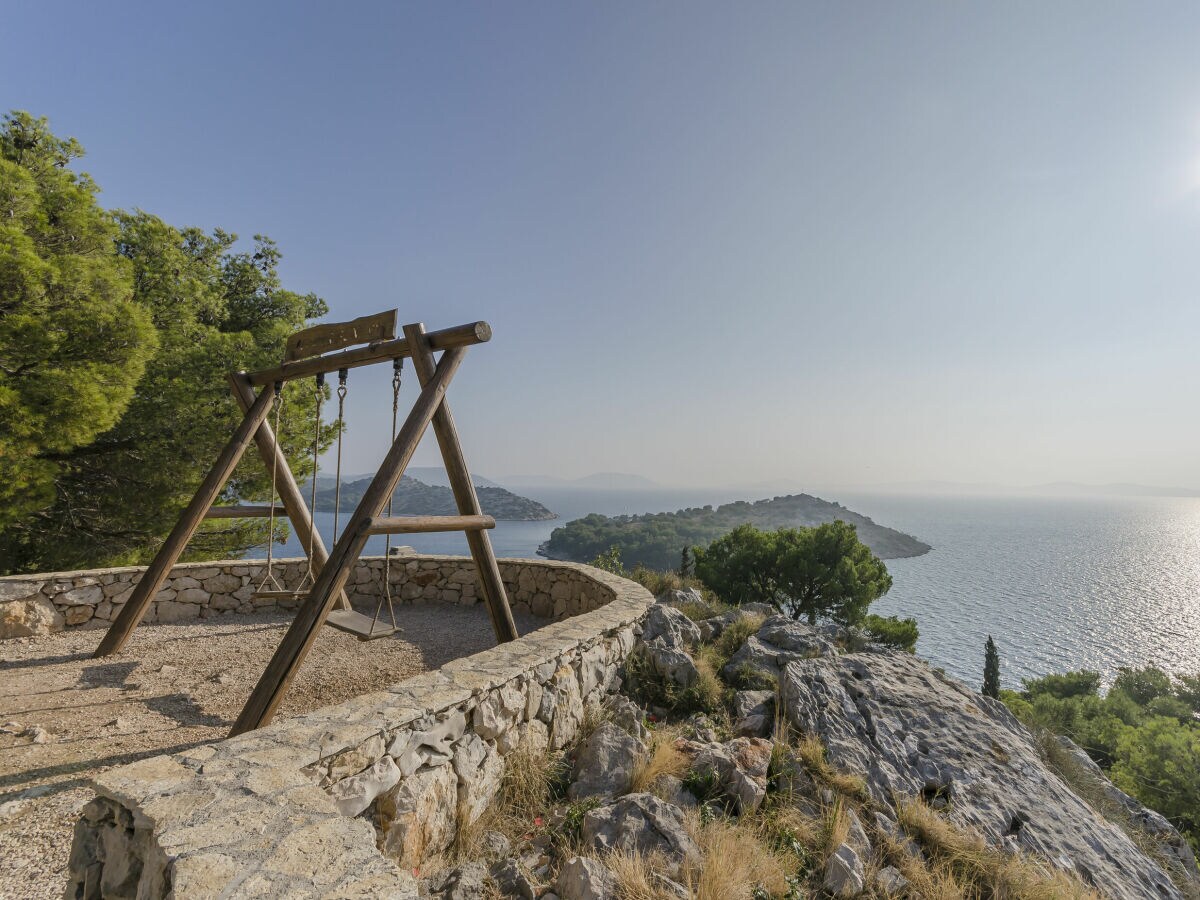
[631,725,690,794]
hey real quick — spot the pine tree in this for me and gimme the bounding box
[983,635,1001,698]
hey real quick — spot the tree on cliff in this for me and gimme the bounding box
[983,636,1001,698]
[694,521,892,626]
[0,112,331,574]
[0,112,157,539]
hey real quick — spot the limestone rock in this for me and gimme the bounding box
[823,843,865,897]
[556,855,619,900]
[489,858,536,899]
[781,650,1195,900]
[640,604,701,649]
[875,865,909,896]
[604,695,650,743]
[569,722,644,800]
[722,616,839,682]
[656,587,704,608]
[453,732,505,826]
[426,861,488,899]
[732,689,774,737]
[380,764,458,867]
[581,793,699,875]
[0,594,63,638]
[681,737,772,815]
[330,755,401,817]
[0,581,40,604]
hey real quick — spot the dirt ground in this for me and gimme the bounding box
[0,605,538,899]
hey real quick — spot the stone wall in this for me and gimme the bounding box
[0,553,611,637]
[63,557,655,899]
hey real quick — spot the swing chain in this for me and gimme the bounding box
[377,357,404,632]
[331,369,348,543]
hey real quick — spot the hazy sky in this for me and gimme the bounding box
[7,2,1200,488]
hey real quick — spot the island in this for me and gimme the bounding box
[314,475,557,520]
[540,493,930,569]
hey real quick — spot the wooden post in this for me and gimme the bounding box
[228,373,349,612]
[403,323,519,643]
[231,346,468,734]
[95,384,276,657]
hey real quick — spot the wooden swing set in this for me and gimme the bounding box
[93,312,518,736]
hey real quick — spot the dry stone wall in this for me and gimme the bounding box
[0,553,607,637]
[63,557,654,899]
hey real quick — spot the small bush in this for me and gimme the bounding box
[711,613,766,665]
[860,614,919,652]
[1021,671,1102,700]
[727,662,779,693]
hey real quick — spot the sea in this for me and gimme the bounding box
[266,488,1200,691]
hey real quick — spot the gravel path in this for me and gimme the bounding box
[0,605,538,899]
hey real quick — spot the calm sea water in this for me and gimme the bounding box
[266,489,1200,690]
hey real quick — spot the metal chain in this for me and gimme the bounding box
[301,372,325,587]
[331,369,348,543]
[376,358,404,631]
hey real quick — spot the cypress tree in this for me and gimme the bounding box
[679,545,693,579]
[983,635,1001,698]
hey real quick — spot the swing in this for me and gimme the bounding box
[96,311,518,735]
[252,368,397,641]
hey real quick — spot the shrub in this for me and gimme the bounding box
[1022,671,1101,700]
[861,614,920,653]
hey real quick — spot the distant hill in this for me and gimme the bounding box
[405,466,502,489]
[313,475,556,520]
[540,493,930,570]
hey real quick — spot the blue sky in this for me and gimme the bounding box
[6,2,1200,487]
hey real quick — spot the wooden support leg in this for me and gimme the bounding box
[228,373,349,612]
[403,323,519,643]
[96,384,277,657]
[231,346,468,734]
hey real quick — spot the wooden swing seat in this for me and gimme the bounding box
[326,608,397,641]
[250,589,308,600]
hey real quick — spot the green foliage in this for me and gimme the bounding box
[0,112,157,536]
[694,522,891,626]
[1112,665,1174,706]
[588,545,626,576]
[1003,667,1200,855]
[982,635,1001,698]
[1022,670,1102,700]
[0,112,332,573]
[860,614,920,653]
[679,545,693,579]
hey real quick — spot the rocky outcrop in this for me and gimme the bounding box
[781,649,1194,899]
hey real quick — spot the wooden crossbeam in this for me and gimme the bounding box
[231,343,469,735]
[364,514,495,535]
[246,321,490,387]
[403,323,518,644]
[204,505,287,519]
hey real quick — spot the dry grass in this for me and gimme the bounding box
[630,726,690,795]
[606,848,685,900]
[710,613,766,661]
[683,813,794,900]
[794,734,869,802]
[895,798,1103,900]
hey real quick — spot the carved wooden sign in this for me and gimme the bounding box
[285,309,398,362]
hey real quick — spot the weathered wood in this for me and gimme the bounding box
[228,373,350,612]
[403,323,519,644]
[364,514,495,535]
[204,505,286,519]
[95,385,276,657]
[247,321,491,387]
[232,345,468,734]
[285,310,398,362]
[325,608,397,641]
